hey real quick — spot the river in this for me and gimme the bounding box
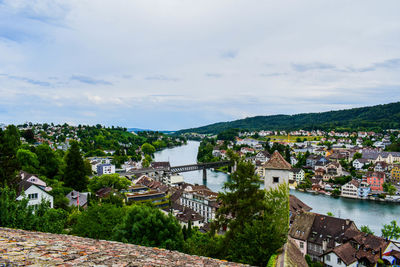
[154,140,400,235]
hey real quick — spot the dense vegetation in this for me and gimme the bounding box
[178,101,400,134]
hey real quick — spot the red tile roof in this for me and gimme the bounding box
[263,151,292,170]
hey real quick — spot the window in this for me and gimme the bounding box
[273,177,279,183]
[299,242,304,249]
[337,258,342,264]
[326,254,331,261]
[28,193,38,200]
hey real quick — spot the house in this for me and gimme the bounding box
[66,190,89,208]
[306,155,323,168]
[357,181,371,198]
[365,171,385,191]
[240,147,255,154]
[306,214,357,261]
[290,168,305,183]
[168,202,204,228]
[264,151,292,190]
[322,229,399,267]
[391,164,400,183]
[289,212,316,256]
[18,171,52,192]
[180,184,219,223]
[255,151,271,163]
[352,158,369,170]
[16,180,54,209]
[96,164,115,175]
[289,195,312,225]
[341,180,359,199]
[126,188,168,208]
[290,156,299,166]
[325,162,343,177]
[374,161,388,172]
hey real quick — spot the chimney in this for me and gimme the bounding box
[346,219,350,225]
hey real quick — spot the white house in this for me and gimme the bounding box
[264,151,292,190]
[290,168,305,183]
[341,180,359,199]
[255,151,270,163]
[352,158,369,170]
[16,181,54,209]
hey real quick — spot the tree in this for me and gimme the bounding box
[214,161,265,235]
[141,143,155,156]
[16,149,39,173]
[113,204,184,251]
[36,144,62,178]
[327,212,334,217]
[21,129,35,143]
[213,161,289,266]
[63,141,88,191]
[72,203,125,240]
[381,220,400,240]
[0,126,21,187]
[88,174,131,193]
[361,225,374,235]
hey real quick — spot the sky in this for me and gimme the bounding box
[0,0,400,130]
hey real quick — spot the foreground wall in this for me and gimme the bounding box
[0,227,248,266]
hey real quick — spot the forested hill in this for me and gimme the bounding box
[178,102,400,134]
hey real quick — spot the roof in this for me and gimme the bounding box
[96,187,113,198]
[289,195,312,215]
[264,151,292,170]
[283,239,310,267]
[289,212,316,241]
[170,202,203,223]
[330,242,357,265]
[308,214,356,249]
[66,190,89,207]
[150,161,171,169]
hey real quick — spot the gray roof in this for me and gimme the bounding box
[66,190,89,207]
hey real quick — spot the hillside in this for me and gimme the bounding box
[178,102,400,134]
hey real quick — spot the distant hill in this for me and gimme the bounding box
[177,102,400,134]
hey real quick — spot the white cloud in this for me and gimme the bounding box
[0,0,399,129]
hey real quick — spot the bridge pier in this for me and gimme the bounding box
[202,168,207,180]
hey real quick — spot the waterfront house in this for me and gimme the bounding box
[289,195,312,225]
[365,171,386,191]
[264,151,292,190]
[290,168,305,183]
[357,181,371,198]
[325,162,343,178]
[341,180,359,199]
[390,164,400,183]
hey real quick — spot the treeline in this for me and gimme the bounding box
[178,101,400,134]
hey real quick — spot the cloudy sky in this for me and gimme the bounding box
[1,0,400,130]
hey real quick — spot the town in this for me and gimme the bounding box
[1,122,400,266]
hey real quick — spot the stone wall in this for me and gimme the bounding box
[0,227,248,266]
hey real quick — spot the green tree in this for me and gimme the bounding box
[63,141,88,191]
[72,203,125,240]
[381,220,400,240]
[21,129,35,143]
[113,204,184,251]
[360,225,374,235]
[36,144,62,178]
[141,143,155,156]
[0,126,21,187]
[327,212,334,217]
[16,149,39,173]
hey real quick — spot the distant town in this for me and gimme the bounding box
[1,122,400,266]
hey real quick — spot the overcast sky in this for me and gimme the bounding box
[1,0,400,130]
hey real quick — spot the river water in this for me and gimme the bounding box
[154,140,400,235]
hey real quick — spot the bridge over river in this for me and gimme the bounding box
[122,160,232,180]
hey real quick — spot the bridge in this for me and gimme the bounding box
[170,160,233,180]
[122,160,233,180]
